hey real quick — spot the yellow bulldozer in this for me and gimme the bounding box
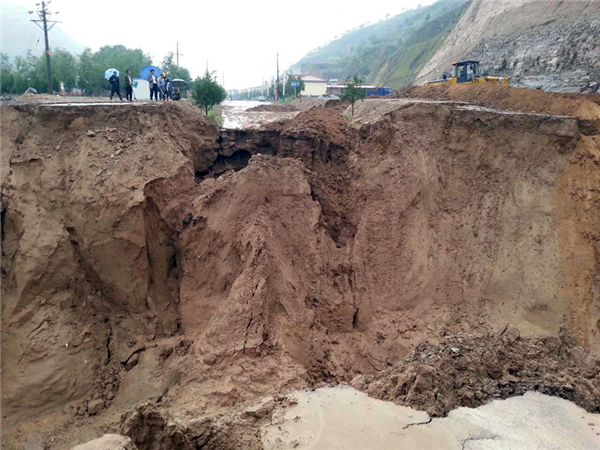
[424,61,509,87]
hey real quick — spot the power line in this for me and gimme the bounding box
[29,1,60,93]
[176,42,183,67]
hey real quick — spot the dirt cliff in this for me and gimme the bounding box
[2,96,599,448]
[416,0,600,92]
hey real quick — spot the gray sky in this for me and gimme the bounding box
[4,0,435,89]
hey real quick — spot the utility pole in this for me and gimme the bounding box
[176,41,183,67]
[30,1,60,94]
[276,53,280,84]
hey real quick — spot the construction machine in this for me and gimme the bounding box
[424,61,509,87]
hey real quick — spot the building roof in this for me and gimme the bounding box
[301,74,327,82]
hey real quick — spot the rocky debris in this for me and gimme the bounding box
[71,434,137,450]
[354,327,600,417]
[469,16,600,93]
[416,0,600,93]
[86,130,96,137]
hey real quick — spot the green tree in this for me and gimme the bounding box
[51,48,78,92]
[161,52,192,83]
[285,77,305,98]
[192,71,227,116]
[78,48,102,95]
[14,51,43,93]
[1,53,14,94]
[340,76,366,116]
[94,45,152,91]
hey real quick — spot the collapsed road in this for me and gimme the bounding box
[1,87,600,448]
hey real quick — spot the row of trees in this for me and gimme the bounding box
[1,45,192,95]
[229,77,307,101]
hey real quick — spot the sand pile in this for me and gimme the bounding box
[2,94,599,448]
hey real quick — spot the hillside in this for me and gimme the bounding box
[290,0,469,89]
[416,0,600,92]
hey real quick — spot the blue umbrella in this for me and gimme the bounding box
[140,65,162,80]
[105,68,119,80]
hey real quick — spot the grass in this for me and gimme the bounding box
[207,105,223,126]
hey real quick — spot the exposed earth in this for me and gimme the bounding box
[1,85,600,449]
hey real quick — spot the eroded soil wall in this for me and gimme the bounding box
[1,100,599,448]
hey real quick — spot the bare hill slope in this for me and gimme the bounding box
[416,0,600,92]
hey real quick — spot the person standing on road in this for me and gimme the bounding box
[109,71,123,101]
[164,78,173,101]
[158,72,167,101]
[125,70,134,102]
[148,69,159,101]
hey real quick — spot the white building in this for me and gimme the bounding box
[299,74,328,96]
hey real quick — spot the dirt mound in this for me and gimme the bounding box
[246,104,299,113]
[2,98,599,448]
[393,83,600,119]
[354,326,600,417]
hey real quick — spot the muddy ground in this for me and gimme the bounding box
[1,87,600,448]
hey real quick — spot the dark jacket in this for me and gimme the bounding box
[109,74,120,90]
[125,74,133,87]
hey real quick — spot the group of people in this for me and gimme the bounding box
[147,69,180,101]
[108,70,135,101]
[108,69,181,102]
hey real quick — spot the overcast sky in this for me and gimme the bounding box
[4,0,435,89]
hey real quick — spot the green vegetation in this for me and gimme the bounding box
[340,76,366,116]
[291,0,469,89]
[192,71,227,117]
[229,77,305,101]
[1,45,194,95]
[161,53,192,83]
[207,105,223,126]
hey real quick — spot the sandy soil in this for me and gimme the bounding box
[393,83,600,119]
[1,90,599,449]
[263,387,600,449]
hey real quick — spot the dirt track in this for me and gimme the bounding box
[1,90,600,448]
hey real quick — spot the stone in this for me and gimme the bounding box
[412,366,434,393]
[70,434,137,450]
[86,130,96,137]
[245,397,276,418]
[87,399,105,415]
[126,353,139,371]
[503,325,520,343]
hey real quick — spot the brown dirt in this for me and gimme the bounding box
[2,90,600,448]
[392,83,600,119]
[353,326,600,417]
[246,104,299,113]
